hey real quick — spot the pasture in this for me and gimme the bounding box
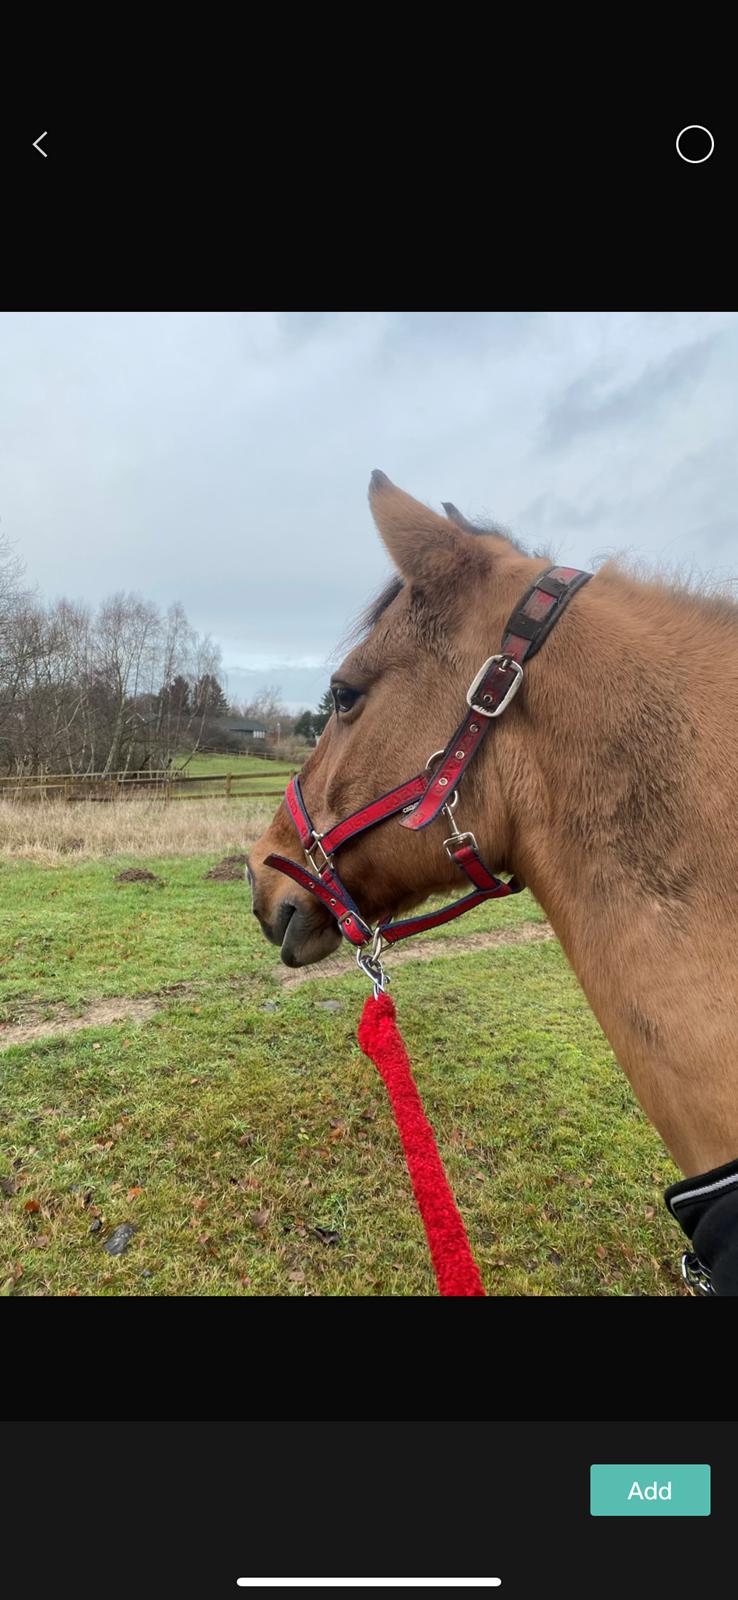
[1,788,685,1296]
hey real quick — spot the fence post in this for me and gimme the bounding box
[226,773,232,798]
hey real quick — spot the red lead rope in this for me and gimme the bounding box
[358,993,486,1297]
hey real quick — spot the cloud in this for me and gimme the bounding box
[1,311,737,710]
[543,335,719,449]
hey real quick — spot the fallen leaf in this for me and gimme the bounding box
[250,1208,270,1229]
[287,1269,305,1284]
[24,1199,41,1213]
[644,1206,656,1220]
[127,1187,143,1202]
[30,1234,50,1249]
[595,1244,607,1259]
[312,1227,340,1246]
[1,1177,18,1197]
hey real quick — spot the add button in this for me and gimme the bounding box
[590,1464,710,1516]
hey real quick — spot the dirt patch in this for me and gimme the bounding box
[205,854,249,882]
[274,920,556,987]
[0,995,163,1051]
[114,867,162,885]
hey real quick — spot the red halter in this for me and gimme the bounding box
[266,565,591,987]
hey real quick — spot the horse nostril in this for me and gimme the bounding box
[274,900,297,945]
[255,899,297,948]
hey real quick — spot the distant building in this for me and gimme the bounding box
[214,718,268,747]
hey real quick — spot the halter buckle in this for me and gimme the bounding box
[443,829,479,858]
[466,654,523,718]
[305,831,333,872]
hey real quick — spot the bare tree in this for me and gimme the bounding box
[95,593,161,775]
[0,544,229,778]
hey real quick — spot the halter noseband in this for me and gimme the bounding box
[266,565,591,990]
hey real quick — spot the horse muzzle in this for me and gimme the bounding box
[277,899,342,967]
[248,857,342,967]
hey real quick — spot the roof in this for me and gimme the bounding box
[217,718,268,734]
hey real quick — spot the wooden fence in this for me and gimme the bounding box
[0,768,297,803]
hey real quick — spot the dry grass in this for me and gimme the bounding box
[0,796,278,863]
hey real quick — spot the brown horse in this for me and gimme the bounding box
[249,472,738,1283]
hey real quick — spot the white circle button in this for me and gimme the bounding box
[676,126,714,163]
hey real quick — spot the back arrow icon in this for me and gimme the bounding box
[33,132,48,157]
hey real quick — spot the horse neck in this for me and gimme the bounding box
[490,570,738,1177]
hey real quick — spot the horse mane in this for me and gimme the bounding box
[593,555,738,634]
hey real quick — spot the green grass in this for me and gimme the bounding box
[0,857,684,1296]
[174,751,302,796]
[176,753,296,776]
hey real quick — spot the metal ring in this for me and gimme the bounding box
[425,749,458,812]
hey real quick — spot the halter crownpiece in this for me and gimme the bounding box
[265,565,592,990]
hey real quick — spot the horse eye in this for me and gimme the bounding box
[332,685,360,714]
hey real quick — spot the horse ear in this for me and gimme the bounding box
[368,471,475,583]
[442,501,477,533]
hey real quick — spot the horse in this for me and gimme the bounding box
[248,472,738,1294]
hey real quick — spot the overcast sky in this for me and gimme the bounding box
[1,310,736,710]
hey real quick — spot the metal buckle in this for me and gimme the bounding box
[681,1250,715,1296]
[440,791,477,856]
[423,747,459,811]
[466,654,523,718]
[305,831,333,872]
[443,829,478,858]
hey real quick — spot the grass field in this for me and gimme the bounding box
[174,750,307,796]
[0,799,686,1297]
[176,752,303,776]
